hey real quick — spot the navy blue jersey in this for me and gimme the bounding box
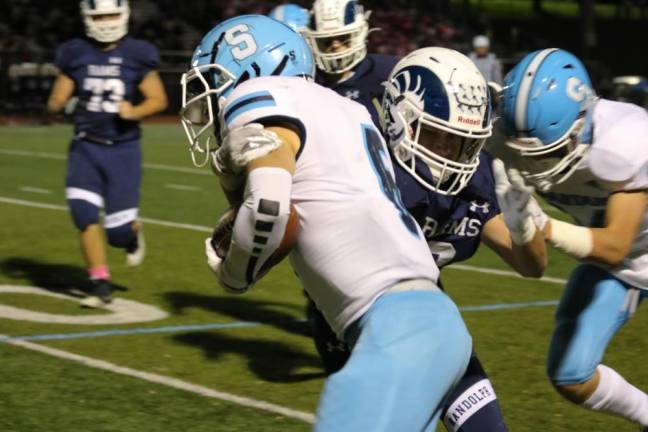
[55,37,160,142]
[316,53,398,128]
[395,151,501,267]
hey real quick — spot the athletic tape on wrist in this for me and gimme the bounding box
[549,218,593,259]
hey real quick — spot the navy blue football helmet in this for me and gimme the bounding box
[382,47,492,195]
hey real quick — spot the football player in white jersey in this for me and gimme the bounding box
[180,15,472,431]
[502,48,648,429]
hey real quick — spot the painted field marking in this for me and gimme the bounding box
[0,148,210,176]
[0,285,168,324]
[448,264,567,285]
[19,186,52,194]
[165,183,202,191]
[0,335,316,424]
[0,195,569,281]
[0,298,560,343]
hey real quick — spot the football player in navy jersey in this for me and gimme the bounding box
[308,47,548,432]
[47,0,167,307]
[301,0,398,127]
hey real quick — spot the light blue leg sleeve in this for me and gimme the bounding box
[314,289,472,432]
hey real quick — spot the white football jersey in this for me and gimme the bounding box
[222,76,439,337]
[540,99,648,289]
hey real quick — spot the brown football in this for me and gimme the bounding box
[211,204,300,275]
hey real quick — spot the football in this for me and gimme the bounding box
[211,204,300,274]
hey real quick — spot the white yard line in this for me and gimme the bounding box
[0,148,210,176]
[19,186,52,194]
[0,195,569,279]
[1,335,315,424]
[165,183,202,191]
[448,264,567,285]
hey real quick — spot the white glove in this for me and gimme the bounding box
[492,159,544,245]
[204,237,248,294]
[62,96,80,116]
[211,123,283,177]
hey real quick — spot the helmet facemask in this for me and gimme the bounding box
[506,100,594,192]
[179,64,235,167]
[80,0,130,43]
[305,0,370,75]
[383,73,490,196]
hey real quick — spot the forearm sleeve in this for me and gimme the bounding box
[219,167,293,291]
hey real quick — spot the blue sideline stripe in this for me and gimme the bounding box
[460,300,559,312]
[0,300,559,343]
[0,321,261,342]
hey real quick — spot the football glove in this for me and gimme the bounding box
[204,237,248,294]
[492,158,546,245]
[211,123,283,177]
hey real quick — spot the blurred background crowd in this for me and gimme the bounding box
[1,0,647,116]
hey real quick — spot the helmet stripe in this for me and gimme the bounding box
[514,48,558,133]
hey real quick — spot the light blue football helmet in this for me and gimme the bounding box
[180,14,315,166]
[268,4,310,32]
[502,48,595,191]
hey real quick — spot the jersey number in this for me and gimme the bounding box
[362,125,419,237]
[225,24,257,61]
[83,78,125,113]
[428,241,457,267]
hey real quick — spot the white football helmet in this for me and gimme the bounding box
[382,47,493,195]
[80,0,130,43]
[304,0,369,74]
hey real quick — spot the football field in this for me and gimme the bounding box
[0,122,646,431]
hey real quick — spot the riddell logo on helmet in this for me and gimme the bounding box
[458,116,480,125]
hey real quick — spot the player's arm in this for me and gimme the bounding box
[544,190,647,266]
[481,214,546,277]
[47,73,75,114]
[213,125,300,292]
[488,159,548,277]
[119,71,168,121]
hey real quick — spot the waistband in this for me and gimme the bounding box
[384,278,440,294]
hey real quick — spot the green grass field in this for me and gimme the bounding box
[0,122,646,431]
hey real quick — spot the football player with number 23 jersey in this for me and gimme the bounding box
[47,0,167,307]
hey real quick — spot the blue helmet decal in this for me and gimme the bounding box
[190,15,314,99]
[502,48,593,146]
[268,4,310,31]
[391,65,450,121]
[344,1,359,25]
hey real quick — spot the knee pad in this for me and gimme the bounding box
[443,355,508,432]
[106,222,135,248]
[68,199,100,230]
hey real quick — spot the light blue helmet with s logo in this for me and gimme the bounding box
[269,4,310,32]
[180,14,315,166]
[502,48,595,191]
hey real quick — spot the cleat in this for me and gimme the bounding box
[126,222,145,267]
[80,279,113,308]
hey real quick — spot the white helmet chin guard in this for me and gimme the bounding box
[305,0,370,74]
[80,0,130,43]
[382,47,493,195]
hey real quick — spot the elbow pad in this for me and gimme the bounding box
[219,167,293,289]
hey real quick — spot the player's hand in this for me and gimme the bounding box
[62,96,79,116]
[492,159,545,245]
[118,101,137,120]
[213,124,283,176]
[204,238,248,294]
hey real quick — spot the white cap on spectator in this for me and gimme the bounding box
[473,35,490,49]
